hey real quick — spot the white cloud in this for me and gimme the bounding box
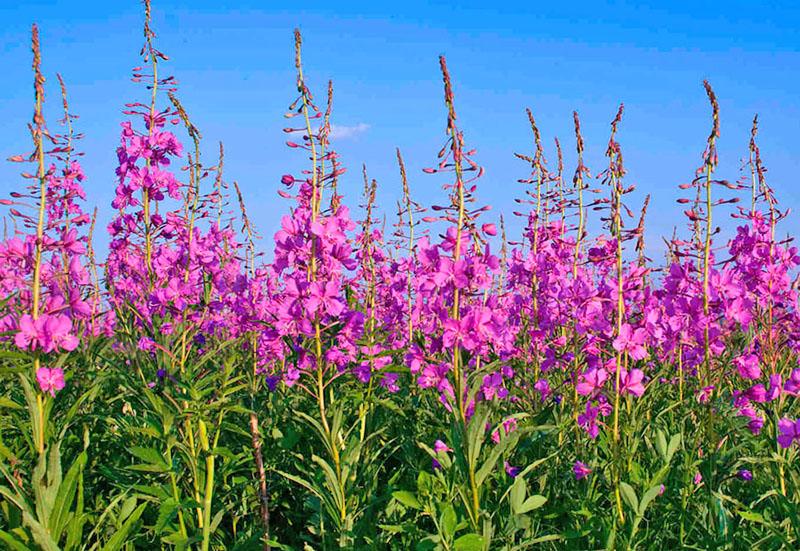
[330,123,370,140]
[286,123,370,142]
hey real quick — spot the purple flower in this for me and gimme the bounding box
[577,402,603,439]
[573,461,592,480]
[505,461,520,478]
[36,367,65,397]
[737,469,753,481]
[784,368,800,396]
[534,379,551,401]
[306,280,344,317]
[433,439,452,453]
[777,418,800,449]
[697,386,715,404]
[576,368,607,396]
[612,323,648,360]
[618,368,646,397]
[15,314,79,353]
[734,353,761,380]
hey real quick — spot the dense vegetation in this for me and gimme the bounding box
[1,2,798,549]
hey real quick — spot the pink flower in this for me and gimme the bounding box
[306,280,344,317]
[432,439,452,470]
[576,367,607,396]
[784,368,800,396]
[504,461,520,478]
[492,417,518,443]
[697,386,715,404]
[618,368,645,397]
[433,439,452,453]
[36,367,65,397]
[777,418,800,449]
[15,314,79,353]
[577,402,603,439]
[481,223,497,236]
[573,461,592,480]
[534,379,551,401]
[767,374,782,402]
[612,323,648,361]
[734,354,761,380]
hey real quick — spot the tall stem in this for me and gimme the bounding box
[30,24,48,456]
[440,55,480,527]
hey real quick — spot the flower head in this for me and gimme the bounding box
[36,367,65,397]
[573,461,592,480]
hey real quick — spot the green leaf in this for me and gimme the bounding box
[738,510,765,523]
[155,498,179,533]
[0,397,22,410]
[441,504,457,540]
[510,477,526,513]
[209,508,225,534]
[127,463,170,473]
[128,447,169,469]
[655,430,667,461]
[667,433,681,462]
[453,533,485,550]
[517,494,547,514]
[475,439,508,487]
[417,471,435,495]
[22,512,59,551]
[392,490,422,510]
[100,503,146,551]
[638,484,662,517]
[274,470,321,500]
[619,482,639,513]
[527,534,563,544]
[49,451,86,540]
[0,530,31,551]
[118,496,138,522]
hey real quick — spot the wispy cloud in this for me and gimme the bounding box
[330,123,370,140]
[286,122,370,142]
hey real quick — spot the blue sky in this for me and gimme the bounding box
[1,1,799,259]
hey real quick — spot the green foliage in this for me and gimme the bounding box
[1,331,798,549]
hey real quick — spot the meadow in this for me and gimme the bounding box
[1,2,799,549]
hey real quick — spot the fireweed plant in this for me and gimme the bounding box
[1,3,800,550]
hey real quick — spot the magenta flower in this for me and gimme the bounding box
[504,461,520,478]
[15,314,79,353]
[576,367,608,396]
[36,367,65,397]
[738,407,765,435]
[697,386,715,404]
[481,371,509,401]
[481,223,497,236]
[612,323,648,360]
[737,469,753,481]
[306,280,344,317]
[618,368,645,397]
[577,401,603,439]
[442,317,467,349]
[734,353,761,380]
[433,439,452,453]
[533,379,551,401]
[784,368,800,396]
[745,384,767,403]
[777,418,800,449]
[573,461,592,480]
[432,439,452,470]
[767,374,782,402]
[491,417,518,443]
